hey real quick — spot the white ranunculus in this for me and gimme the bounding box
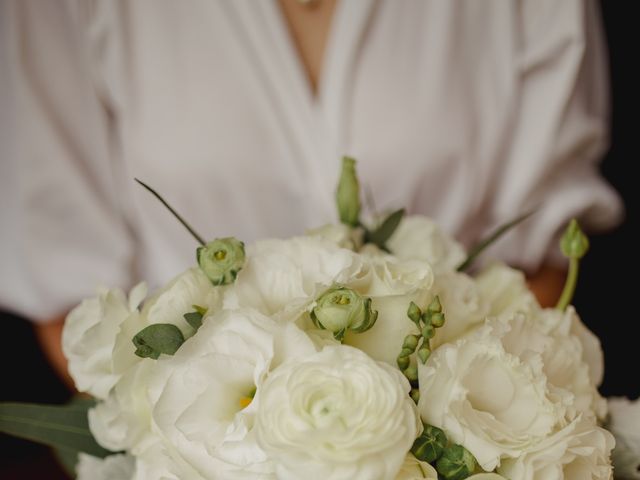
[498,415,614,480]
[76,453,136,480]
[394,454,438,479]
[418,324,560,472]
[145,308,317,480]
[387,215,466,272]
[62,282,146,399]
[607,397,640,479]
[227,236,362,320]
[343,254,434,365]
[255,345,421,480]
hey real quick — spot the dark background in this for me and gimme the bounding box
[1,2,637,478]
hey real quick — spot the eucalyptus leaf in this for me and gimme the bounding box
[184,311,204,331]
[132,323,185,359]
[457,209,536,272]
[365,208,405,249]
[0,401,112,458]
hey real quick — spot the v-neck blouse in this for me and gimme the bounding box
[0,0,622,321]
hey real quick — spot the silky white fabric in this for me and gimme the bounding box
[0,0,622,322]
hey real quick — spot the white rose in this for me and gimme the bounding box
[474,263,540,321]
[343,254,434,365]
[227,236,361,320]
[387,215,466,272]
[62,282,146,399]
[394,454,438,480]
[255,345,421,480]
[498,415,614,480]
[429,271,488,349]
[418,324,560,471]
[145,308,317,480]
[306,223,364,250]
[76,453,135,480]
[606,397,640,479]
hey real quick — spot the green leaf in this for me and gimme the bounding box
[52,446,80,476]
[366,208,405,249]
[0,401,112,458]
[132,323,185,359]
[457,209,536,272]
[184,311,204,331]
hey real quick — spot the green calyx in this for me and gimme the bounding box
[336,156,361,228]
[435,444,477,480]
[311,285,378,341]
[197,237,245,286]
[556,219,589,311]
[132,324,185,359]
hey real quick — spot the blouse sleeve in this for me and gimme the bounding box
[483,0,623,272]
[0,0,134,322]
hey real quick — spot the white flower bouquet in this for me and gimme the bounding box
[1,158,637,480]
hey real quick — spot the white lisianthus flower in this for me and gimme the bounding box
[418,324,560,472]
[88,360,157,452]
[387,215,467,272]
[606,397,640,479]
[145,308,316,480]
[255,345,421,480]
[343,254,434,364]
[516,307,607,422]
[394,454,438,479]
[108,268,222,376]
[76,453,135,480]
[62,282,146,399]
[498,415,614,480]
[227,236,361,320]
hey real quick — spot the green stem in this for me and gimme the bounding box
[556,258,579,311]
[135,179,206,246]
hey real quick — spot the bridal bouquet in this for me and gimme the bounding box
[1,158,635,480]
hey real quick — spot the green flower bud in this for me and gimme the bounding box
[336,156,361,227]
[407,301,422,324]
[428,295,442,314]
[422,324,435,339]
[417,347,431,364]
[410,388,421,403]
[404,364,418,382]
[411,424,447,464]
[436,444,477,480]
[397,354,410,371]
[197,237,245,285]
[311,286,378,341]
[430,312,445,328]
[403,334,420,351]
[560,219,589,260]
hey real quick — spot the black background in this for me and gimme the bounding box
[1,2,637,478]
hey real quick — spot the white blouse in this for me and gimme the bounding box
[0,0,622,322]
